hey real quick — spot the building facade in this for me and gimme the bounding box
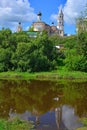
[32,8,64,36]
[16,8,64,36]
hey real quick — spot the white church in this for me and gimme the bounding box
[17,7,64,37]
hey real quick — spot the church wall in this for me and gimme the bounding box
[16,8,65,36]
[33,22,46,32]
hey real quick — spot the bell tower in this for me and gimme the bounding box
[57,7,64,36]
[17,22,22,32]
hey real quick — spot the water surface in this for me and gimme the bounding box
[0,79,87,130]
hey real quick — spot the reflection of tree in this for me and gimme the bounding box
[0,80,60,117]
[62,82,87,117]
[0,80,87,119]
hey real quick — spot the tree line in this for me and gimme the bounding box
[0,28,87,72]
[0,30,62,72]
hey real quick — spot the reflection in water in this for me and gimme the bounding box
[55,106,62,129]
[0,79,87,129]
[62,105,82,130]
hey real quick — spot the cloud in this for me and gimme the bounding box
[50,5,62,23]
[0,0,37,29]
[63,0,87,24]
[50,14,57,22]
[50,0,87,24]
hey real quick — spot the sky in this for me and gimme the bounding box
[0,0,87,34]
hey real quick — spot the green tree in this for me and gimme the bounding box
[11,42,31,71]
[28,32,59,72]
[14,31,30,43]
[65,4,87,72]
[0,48,12,72]
[29,50,50,72]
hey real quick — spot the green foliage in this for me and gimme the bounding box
[0,117,34,130]
[49,34,66,45]
[76,117,87,130]
[0,48,12,72]
[65,48,87,72]
[65,49,81,71]
[29,51,50,72]
[64,30,87,72]
[65,4,87,72]
[0,28,12,39]
[11,31,62,72]
[14,31,30,43]
[77,32,87,56]
[76,127,87,130]
[0,25,87,73]
[79,117,87,125]
[64,36,76,49]
[28,26,34,32]
[11,42,30,71]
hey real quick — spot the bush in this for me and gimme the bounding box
[0,117,34,130]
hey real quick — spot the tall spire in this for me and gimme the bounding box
[57,7,64,36]
[59,6,63,15]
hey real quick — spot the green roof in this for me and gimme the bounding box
[26,31,39,35]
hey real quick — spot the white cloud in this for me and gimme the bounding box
[50,14,57,22]
[50,0,87,24]
[50,5,62,23]
[63,0,87,24]
[0,0,37,30]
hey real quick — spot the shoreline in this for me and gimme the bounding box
[0,70,87,82]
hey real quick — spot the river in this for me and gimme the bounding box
[0,79,87,130]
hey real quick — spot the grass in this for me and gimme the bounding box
[0,117,34,130]
[76,127,87,130]
[0,67,87,81]
[76,117,87,130]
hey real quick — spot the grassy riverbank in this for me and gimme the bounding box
[0,117,34,130]
[0,68,87,81]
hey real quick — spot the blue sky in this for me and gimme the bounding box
[29,0,75,34]
[0,0,86,34]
